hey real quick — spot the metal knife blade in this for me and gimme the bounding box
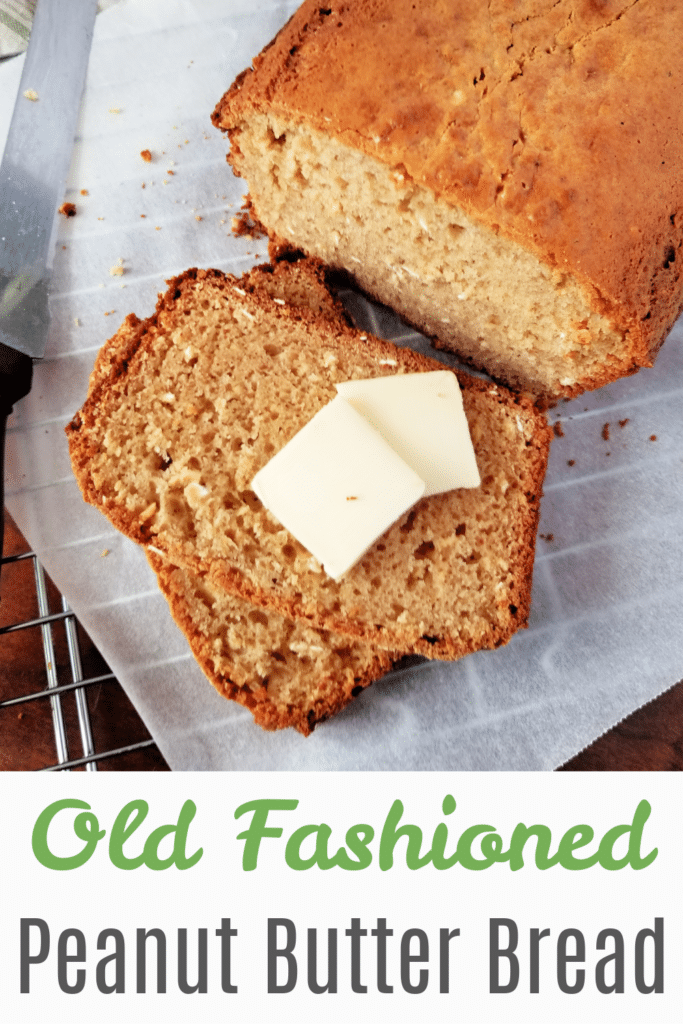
[0,0,98,581]
[0,0,98,359]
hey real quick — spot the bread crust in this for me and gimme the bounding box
[214,0,683,396]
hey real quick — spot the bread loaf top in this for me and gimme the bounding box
[214,0,683,373]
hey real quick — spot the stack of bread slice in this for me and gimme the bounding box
[67,257,551,733]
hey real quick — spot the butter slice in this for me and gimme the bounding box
[335,370,480,496]
[252,396,425,580]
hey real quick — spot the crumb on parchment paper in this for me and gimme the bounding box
[58,202,76,218]
[23,89,39,101]
[140,149,152,162]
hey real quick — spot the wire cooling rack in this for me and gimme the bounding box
[0,521,168,771]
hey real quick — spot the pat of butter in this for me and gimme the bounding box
[251,396,425,580]
[335,370,480,496]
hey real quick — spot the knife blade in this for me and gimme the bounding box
[0,0,98,581]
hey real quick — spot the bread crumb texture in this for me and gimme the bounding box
[67,260,551,664]
[213,0,683,401]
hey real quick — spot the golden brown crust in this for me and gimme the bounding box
[67,261,551,661]
[214,0,683,393]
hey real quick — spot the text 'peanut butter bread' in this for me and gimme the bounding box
[67,263,552,661]
[213,0,683,401]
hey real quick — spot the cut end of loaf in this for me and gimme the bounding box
[225,114,638,401]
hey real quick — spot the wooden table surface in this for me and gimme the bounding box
[2,511,681,772]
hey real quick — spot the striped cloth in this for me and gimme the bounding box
[0,0,36,58]
[0,0,118,60]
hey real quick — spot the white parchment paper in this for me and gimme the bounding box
[3,0,682,770]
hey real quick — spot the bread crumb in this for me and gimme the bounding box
[97,216,105,221]
[80,189,89,196]
[140,149,152,162]
[231,199,267,239]
[141,183,146,189]
[166,169,175,176]
[567,459,575,466]
[23,88,39,101]
[103,310,115,317]
[74,318,80,327]
[195,215,202,221]
[540,533,554,542]
[346,496,358,501]
[58,202,76,218]
[109,107,121,114]
[619,418,629,428]
[101,548,109,558]
[601,422,610,441]
[650,434,657,441]
[17,711,24,720]
[109,258,124,277]
[553,421,564,438]
[155,226,161,230]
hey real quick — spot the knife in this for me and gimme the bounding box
[0,0,98,582]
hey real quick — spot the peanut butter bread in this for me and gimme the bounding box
[212,0,683,401]
[148,550,393,735]
[90,257,387,734]
[67,261,551,660]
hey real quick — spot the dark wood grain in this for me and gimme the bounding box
[0,511,169,772]
[2,510,680,772]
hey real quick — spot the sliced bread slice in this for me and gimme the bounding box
[148,550,394,735]
[67,260,552,660]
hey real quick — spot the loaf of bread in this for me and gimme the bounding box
[212,0,683,402]
[67,257,551,663]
